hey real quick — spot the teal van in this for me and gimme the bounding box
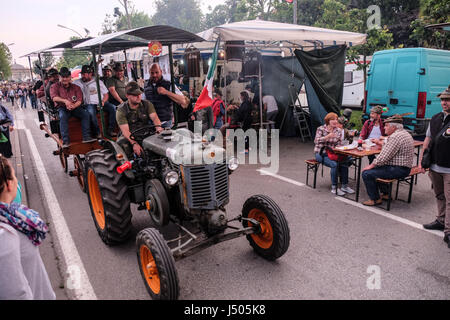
[364,48,450,135]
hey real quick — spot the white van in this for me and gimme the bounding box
[342,56,372,108]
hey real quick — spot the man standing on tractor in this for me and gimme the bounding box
[105,63,128,107]
[144,63,189,129]
[50,67,95,148]
[116,81,164,156]
[74,65,118,137]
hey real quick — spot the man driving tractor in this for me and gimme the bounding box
[116,81,163,157]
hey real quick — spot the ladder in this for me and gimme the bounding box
[288,83,312,142]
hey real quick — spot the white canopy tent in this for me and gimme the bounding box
[198,19,366,48]
[196,20,367,127]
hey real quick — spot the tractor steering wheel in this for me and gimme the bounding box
[130,125,161,142]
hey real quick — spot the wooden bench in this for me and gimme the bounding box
[305,159,323,189]
[376,166,422,211]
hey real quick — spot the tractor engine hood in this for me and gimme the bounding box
[142,128,228,165]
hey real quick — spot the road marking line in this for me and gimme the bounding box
[257,169,305,187]
[335,197,444,237]
[23,126,97,300]
[256,169,444,239]
[16,119,25,130]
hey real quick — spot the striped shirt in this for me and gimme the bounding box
[373,129,414,168]
[314,125,343,154]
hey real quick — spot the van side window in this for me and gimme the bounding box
[344,71,353,83]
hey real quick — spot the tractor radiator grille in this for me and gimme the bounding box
[183,162,229,209]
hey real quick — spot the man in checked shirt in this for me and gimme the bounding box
[361,115,414,206]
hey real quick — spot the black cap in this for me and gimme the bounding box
[47,68,59,76]
[102,65,112,71]
[59,67,71,77]
[81,65,93,74]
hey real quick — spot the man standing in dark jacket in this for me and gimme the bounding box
[421,85,450,247]
[144,63,188,128]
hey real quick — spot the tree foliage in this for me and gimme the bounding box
[409,0,449,49]
[152,0,204,33]
[101,2,152,35]
[0,43,12,80]
[55,37,91,70]
[33,52,56,77]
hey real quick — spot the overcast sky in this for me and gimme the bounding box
[0,0,223,66]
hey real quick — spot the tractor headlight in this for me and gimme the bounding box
[228,157,239,171]
[165,171,179,186]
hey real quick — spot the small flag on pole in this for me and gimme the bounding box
[193,38,220,112]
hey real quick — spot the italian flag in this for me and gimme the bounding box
[193,38,220,112]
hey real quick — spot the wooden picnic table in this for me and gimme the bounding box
[333,140,424,202]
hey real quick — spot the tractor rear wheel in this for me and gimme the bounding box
[85,149,132,245]
[136,228,179,300]
[242,195,290,261]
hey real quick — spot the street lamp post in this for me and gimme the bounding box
[57,24,89,38]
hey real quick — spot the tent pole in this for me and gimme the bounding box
[123,49,129,79]
[169,44,178,128]
[224,42,227,124]
[92,49,106,137]
[258,55,263,128]
[27,56,34,81]
[38,53,45,96]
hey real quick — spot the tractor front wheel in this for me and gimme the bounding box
[242,195,290,261]
[136,228,179,300]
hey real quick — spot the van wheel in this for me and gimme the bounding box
[85,149,132,245]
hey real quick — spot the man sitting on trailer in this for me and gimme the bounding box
[101,65,113,85]
[74,65,118,137]
[144,63,189,129]
[50,67,96,148]
[40,68,59,107]
[105,63,128,106]
[116,81,163,157]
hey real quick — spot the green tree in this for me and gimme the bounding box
[152,0,204,33]
[204,4,230,29]
[101,4,152,35]
[0,43,12,80]
[409,0,449,49]
[55,37,91,70]
[33,52,56,76]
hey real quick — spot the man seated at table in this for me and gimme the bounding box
[360,105,386,163]
[361,115,414,206]
[314,112,354,196]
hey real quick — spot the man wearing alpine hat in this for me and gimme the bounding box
[421,85,450,247]
[361,114,414,206]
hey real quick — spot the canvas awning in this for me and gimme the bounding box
[74,25,205,54]
[198,19,366,48]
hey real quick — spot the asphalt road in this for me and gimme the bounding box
[12,105,450,300]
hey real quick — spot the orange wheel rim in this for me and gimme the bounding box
[248,209,273,249]
[140,245,161,294]
[87,169,105,230]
